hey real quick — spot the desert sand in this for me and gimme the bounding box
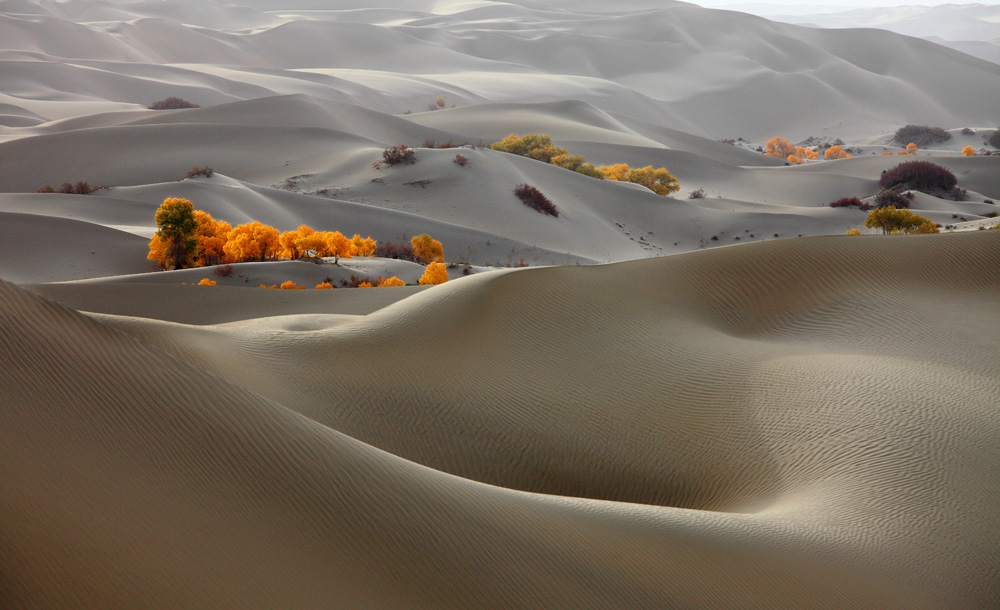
[1,0,999,608]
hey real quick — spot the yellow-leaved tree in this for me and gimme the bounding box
[280,225,314,260]
[906,143,919,155]
[193,210,231,267]
[962,146,976,157]
[599,164,680,196]
[411,233,444,263]
[224,221,280,262]
[315,282,333,289]
[148,197,198,270]
[764,137,797,159]
[280,280,305,289]
[377,276,406,287]
[319,231,356,263]
[864,207,939,235]
[419,262,448,285]
[197,278,216,286]
[351,234,377,256]
[825,145,851,160]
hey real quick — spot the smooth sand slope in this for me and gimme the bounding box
[3,232,1000,609]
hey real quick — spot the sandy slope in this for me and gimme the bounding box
[3,232,999,609]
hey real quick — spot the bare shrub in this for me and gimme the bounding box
[688,188,706,199]
[454,154,468,167]
[374,241,418,262]
[373,145,416,169]
[148,97,200,110]
[214,264,233,277]
[891,125,952,148]
[185,166,214,179]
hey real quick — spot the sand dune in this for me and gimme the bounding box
[2,2,999,608]
[4,232,999,608]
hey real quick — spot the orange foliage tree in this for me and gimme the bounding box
[419,262,448,285]
[315,282,333,289]
[906,143,919,155]
[224,221,280,262]
[377,276,406,287]
[411,234,444,263]
[764,137,797,159]
[962,146,975,157]
[197,278,216,286]
[280,280,305,289]
[825,145,851,160]
[351,234,377,256]
[279,225,315,260]
[318,231,356,263]
[193,210,231,267]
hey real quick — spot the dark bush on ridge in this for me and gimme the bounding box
[891,125,952,148]
[36,181,95,194]
[148,97,200,110]
[514,184,558,217]
[829,197,870,211]
[875,188,912,209]
[374,241,418,262]
[879,160,957,194]
[185,166,214,179]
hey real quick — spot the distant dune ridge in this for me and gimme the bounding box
[1,0,999,608]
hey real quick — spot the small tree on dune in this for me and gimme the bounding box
[962,146,975,157]
[351,234,378,257]
[419,262,448,285]
[824,145,851,160]
[598,163,680,195]
[377,276,406,287]
[320,231,356,263]
[411,233,444,263]
[149,197,198,270]
[764,137,796,159]
[906,143,919,155]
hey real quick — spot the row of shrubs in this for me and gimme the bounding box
[148,197,445,271]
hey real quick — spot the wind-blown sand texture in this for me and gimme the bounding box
[1,1,1000,608]
[3,233,1000,609]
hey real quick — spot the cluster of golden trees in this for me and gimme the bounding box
[846,207,940,235]
[148,198,451,287]
[490,134,680,195]
[764,137,852,163]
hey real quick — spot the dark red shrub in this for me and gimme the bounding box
[374,241,418,262]
[829,197,863,208]
[514,184,558,217]
[373,145,416,168]
[454,154,468,166]
[879,161,957,194]
[214,264,233,277]
[961,127,975,136]
[148,97,200,110]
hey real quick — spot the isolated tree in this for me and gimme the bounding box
[845,228,861,235]
[411,233,444,263]
[149,197,198,270]
[377,276,406,287]
[315,282,333,289]
[193,210,231,267]
[280,280,306,289]
[197,278,216,286]
[906,143,919,155]
[224,221,280,262]
[419,262,449,285]
[824,145,851,160]
[962,146,976,157]
[864,207,937,235]
[351,234,378,257]
[764,137,797,159]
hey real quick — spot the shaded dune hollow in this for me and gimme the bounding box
[2,232,999,609]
